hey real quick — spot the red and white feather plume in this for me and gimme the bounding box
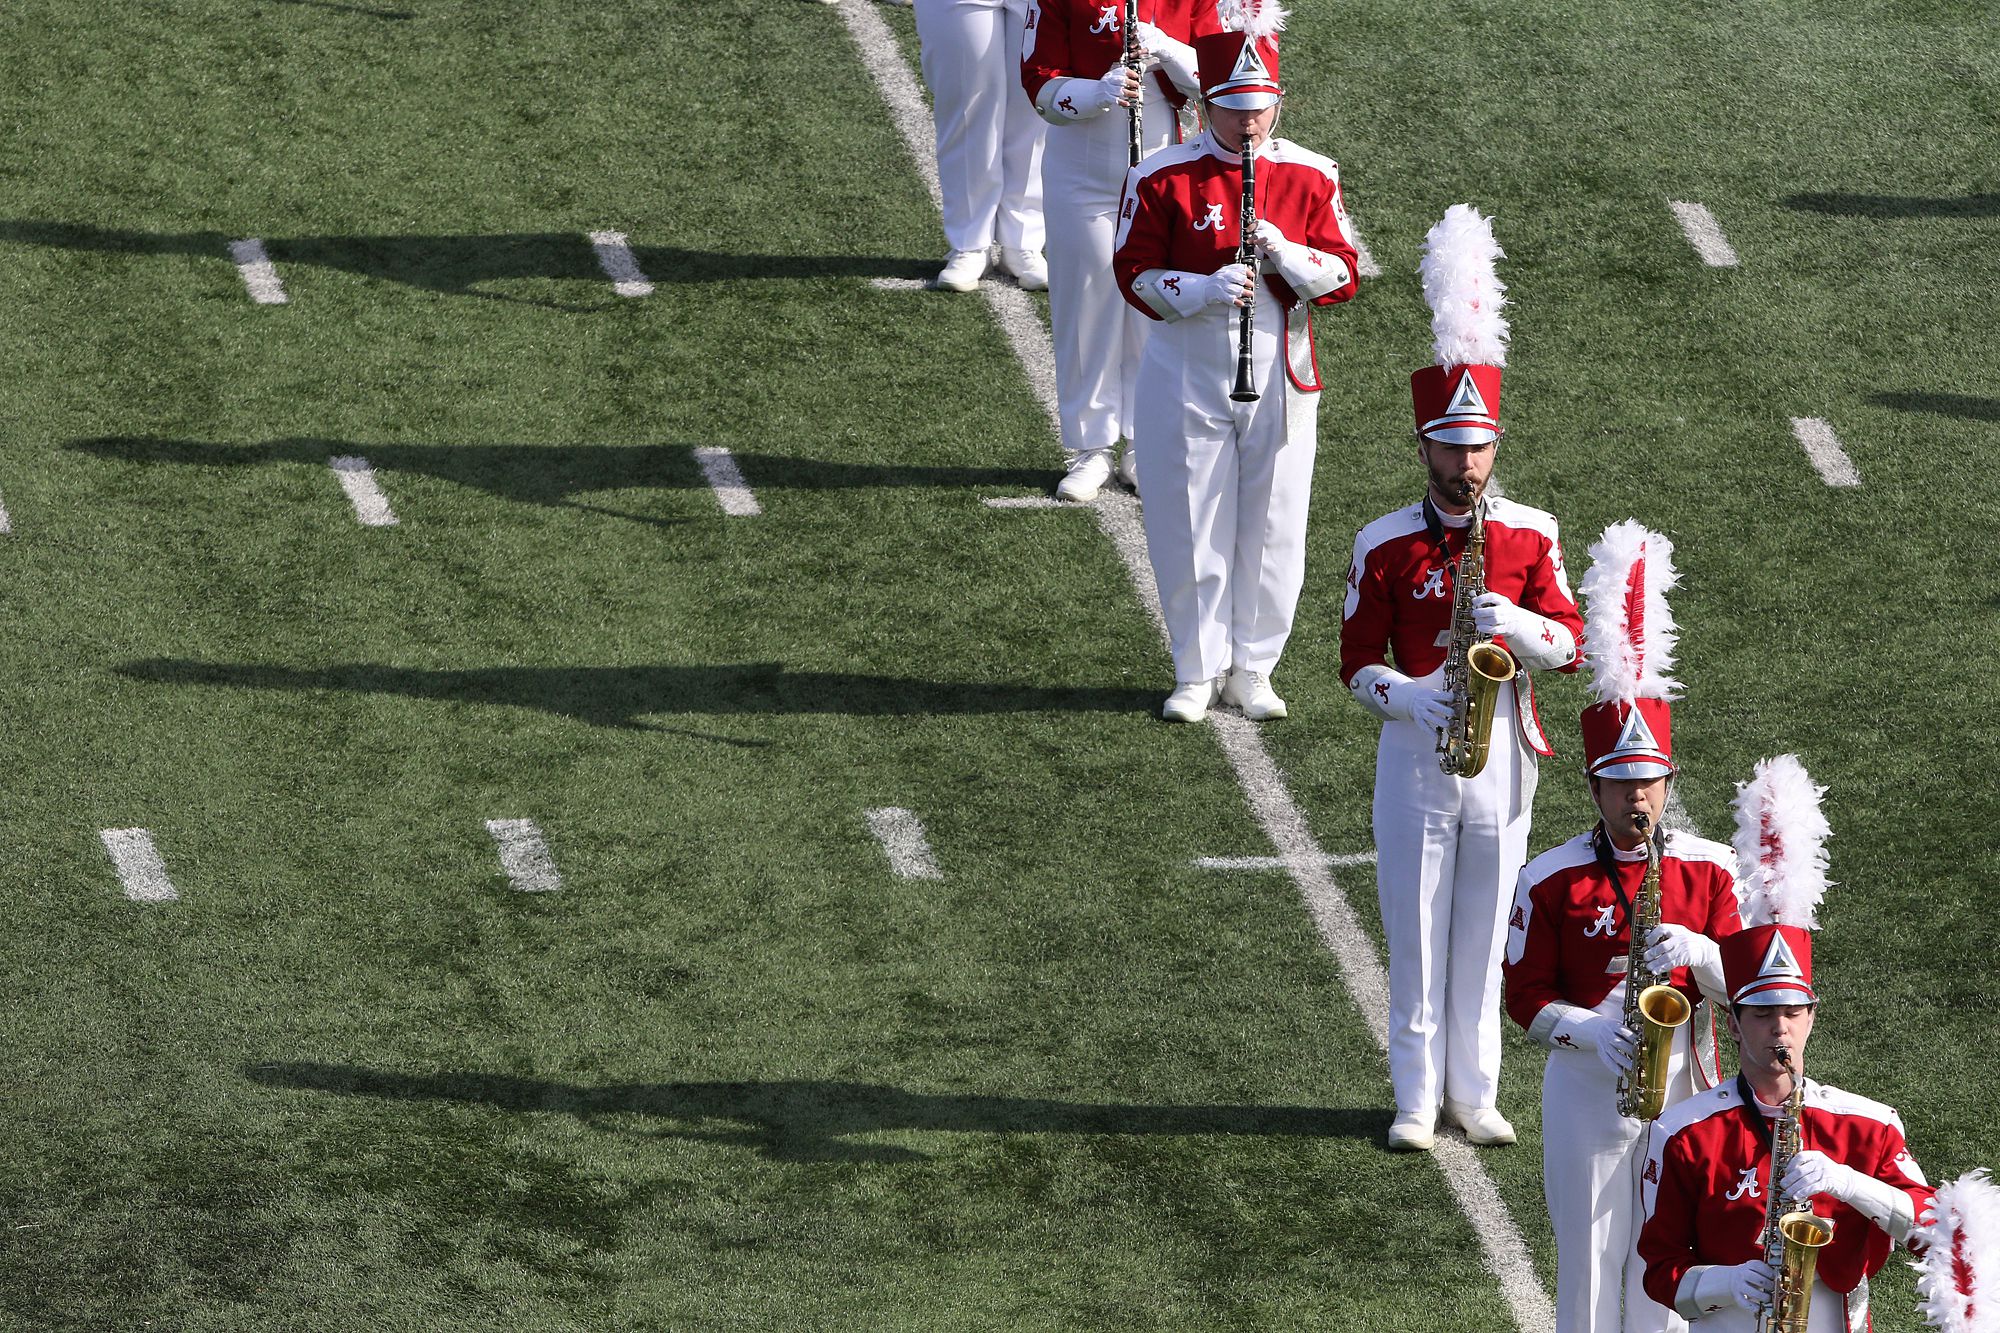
[1730,754,1832,928]
[1215,0,1287,37]
[1579,520,1681,706]
[1419,205,1509,369]
[1913,1169,2000,1333]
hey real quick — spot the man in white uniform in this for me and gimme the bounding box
[914,0,1049,292]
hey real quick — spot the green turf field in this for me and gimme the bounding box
[0,0,1992,1328]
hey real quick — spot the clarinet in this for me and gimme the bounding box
[1228,133,1260,403]
[1123,0,1141,168]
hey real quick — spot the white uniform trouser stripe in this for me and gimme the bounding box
[1666,201,1739,268]
[1790,417,1860,487]
[101,828,178,902]
[835,3,1552,1328]
[228,238,288,304]
[912,0,1045,254]
[587,230,654,296]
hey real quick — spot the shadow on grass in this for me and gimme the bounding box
[1780,192,2000,219]
[0,221,929,306]
[117,659,1160,728]
[246,1063,1388,1162]
[1868,391,2000,422]
[67,437,1049,524]
[271,0,416,16]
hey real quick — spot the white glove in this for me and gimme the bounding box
[1386,680,1452,731]
[1252,218,1299,258]
[1134,22,1197,93]
[1471,590,1533,639]
[1096,61,1142,107]
[1780,1150,1857,1207]
[1251,219,1353,299]
[1194,263,1254,308]
[1472,591,1576,668]
[1586,1015,1638,1078]
[1644,924,1719,975]
[1687,1260,1775,1313]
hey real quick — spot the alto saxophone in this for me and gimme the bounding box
[1437,494,1519,778]
[1617,812,1692,1121]
[1758,1050,1835,1333]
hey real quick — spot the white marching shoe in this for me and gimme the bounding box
[935,247,988,292]
[1160,677,1223,723]
[1116,445,1139,491]
[1222,667,1287,720]
[1000,246,1048,291]
[1443,1100,1517,1147]
[1055,447,1114,503]
[1387,1108,1436,1152]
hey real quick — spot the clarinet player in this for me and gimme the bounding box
[1110,0,1358,723]
[1339,204,1582,1150]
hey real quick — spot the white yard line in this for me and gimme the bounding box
[228,238,289,304]
[864,806,944,880]
[485,819,562,892]
[835,4,1552,1326]
[1350,229,1383,279]
[100,828,178,902]
[587,229,655,297]
[328,455,400,526]
[982,495,1076,509]
[1667,201,1739,268]
[0,489,11,535]
[869,277,931,291]
[1790,417,1861,488]
[1194,851,1378,871]
[693,445,763,516]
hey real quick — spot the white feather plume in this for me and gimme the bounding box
[1730,754,1832,928]
[1913,1169,2000,1333]
[1215,0,1287,38]
[1419,204,1509,368]
[1579,519,1681,705]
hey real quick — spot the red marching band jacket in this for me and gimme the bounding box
[1638,1080,1936,1322]
[1111,135,1359,391]
[1504,830,1741,1069]
[1022,0,1203,110]
[1338,497,1583,753]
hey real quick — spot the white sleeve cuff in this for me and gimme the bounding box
[1130,269,1209,321]
[1845,1174,1917,1243]
[1677,1266,1725,1320]
[1348,663,1411,722]
[1034,77,1111,124]
[1537,1002,1600,1052]
[1508,612,1577,670]
[1147,30,1198,95]
[1264,237,1352,301]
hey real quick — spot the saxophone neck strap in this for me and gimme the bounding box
[1591,824,1638,925]
[1734,1071,1779,1155]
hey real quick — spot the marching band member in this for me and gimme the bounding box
[916,0,1048,292]
[1339,205,1581,1148]
[1111,1,1358,719]
[1638,756,1935,1331]
[1912,1169,2000,1333]
[1504,521,1740,1332]
[1025,0,1203,500]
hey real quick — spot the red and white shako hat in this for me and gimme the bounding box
[1720,754,1832,1006]
[1578,520,1681,780]
[1412,205,1508,445]
[1914,1168,2000,1333]
[1195,1,1286,110]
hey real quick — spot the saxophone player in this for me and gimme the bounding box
[1503,523,1742,1333]
[1638,757,1936,1332]
[1339,206,1582,1150]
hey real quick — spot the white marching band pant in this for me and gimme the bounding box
[1543,992,1692,1333]
[1042,79,1174,453]
[915,0,1046,256]
[1373,683,1535,1116]
[1133,292,1316,682]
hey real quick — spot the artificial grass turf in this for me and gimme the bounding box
[2,0,1994,1327]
